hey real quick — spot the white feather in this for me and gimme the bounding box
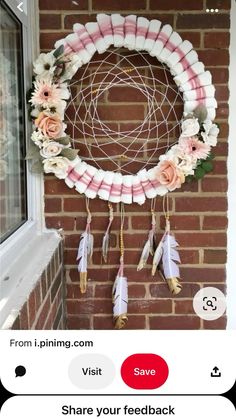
[152,235,165,276]
[102,231,110,263]
[112,276,128,318]
[77,232,88,273]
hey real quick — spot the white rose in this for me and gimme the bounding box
[201,121,219,147]
[181,117,200,137]
[43,156,70,179]
[40,141,64,158]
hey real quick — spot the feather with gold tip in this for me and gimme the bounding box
[76,219,93,294]
[112,274,128,329]
[161,226,182,295]
[151,232,166,276]
[137,209,156,271]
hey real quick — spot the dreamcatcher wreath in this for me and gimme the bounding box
[28,14,219,329]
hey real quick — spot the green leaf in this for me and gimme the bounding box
[25,145,40,160]
[194,166,206,180]
[201,161,213,173]
[53,44,64,59]
[31,160,44,174]
[206,152,214,161]
[56,136,71,146]
[60,148,78,160]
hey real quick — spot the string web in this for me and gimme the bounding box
[65,49,184,175]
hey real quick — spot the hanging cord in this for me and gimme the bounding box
[118,203,125,277]
[163,193,170,232]
[85,197,92,233]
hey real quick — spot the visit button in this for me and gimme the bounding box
[121,353,169,389]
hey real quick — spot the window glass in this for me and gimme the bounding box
[0,1,27,243]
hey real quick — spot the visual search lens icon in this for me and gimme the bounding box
[15,365,26,377]
[203,296,217,311]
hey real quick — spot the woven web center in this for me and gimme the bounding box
[65,49,183,175]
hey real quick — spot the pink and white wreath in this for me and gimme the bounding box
[28,14,219,205]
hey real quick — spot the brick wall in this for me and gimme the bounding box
[40,0,230,330]
[10,241,65,330]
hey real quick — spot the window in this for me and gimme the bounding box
[0,1,27,243]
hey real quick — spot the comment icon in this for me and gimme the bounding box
[15,365,26,378]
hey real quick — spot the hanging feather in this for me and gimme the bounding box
[112,274,128,329]
[161,231,182,295]
[137,206,156,271]
[76,200,93,294]
[102,203,114,263]
[151,232,166,276]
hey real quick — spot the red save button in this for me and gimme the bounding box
[121,353,169,389]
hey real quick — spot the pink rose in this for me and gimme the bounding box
[35,112,63,139]
[156,160,185,191]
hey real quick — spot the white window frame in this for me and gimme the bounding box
[0,0,43,273]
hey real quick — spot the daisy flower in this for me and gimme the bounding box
[178,136,210,161]
[30,79,70,108]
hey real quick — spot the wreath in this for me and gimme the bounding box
[28,14,219,204]
[28,15,220,329]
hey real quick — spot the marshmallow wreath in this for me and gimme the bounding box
[30,14,219,205]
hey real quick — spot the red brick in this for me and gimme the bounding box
[97,104,145,121]
[206,0,231,9]
[34,296,50,329]
[179,249,199,264]
[216,103,229,119]
[180,267,226,282]
[204,32,230,49]
[39,0,88,10]
[45,216,75,230]
[67,316,91,329]
[108,87,147,102]
[203,249,227,264]
[129,299,172,314]
[203,216,228,230]
[28,291,36,327]
[214,142,228,157]
[176,232,227,247]
[67,299,112,315]
[149,315,200,329]
[40,32,69,50]
[160,215,200,231]
[150,283,200,298]
[213,160,227,175]
[67,283,94,299]
[92,0,146,11]
[45,178,77,195]
[215,86,229,102]
[201,177,228,192]
[179,32,201,47]
[174,300,194,314]
[93,315,146,330]
[203,316,227,330]
[175,197,227,212]
[210,68,228,84]
[176,14,230,29]
[19,303,29,330]
[45,198,62,213]
[151,0,203,9]
[64,14,97,29]
[40,14,61,29]
[198,49,229,67]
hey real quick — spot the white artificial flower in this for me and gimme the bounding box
[43,156,70,179]
[31,130,45,148]
[40,141,64,158]
[178,155,196,176]
[33,53,56,78]
[201,120,219,147]
[61,54,82,81]
[181,117,200,137]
